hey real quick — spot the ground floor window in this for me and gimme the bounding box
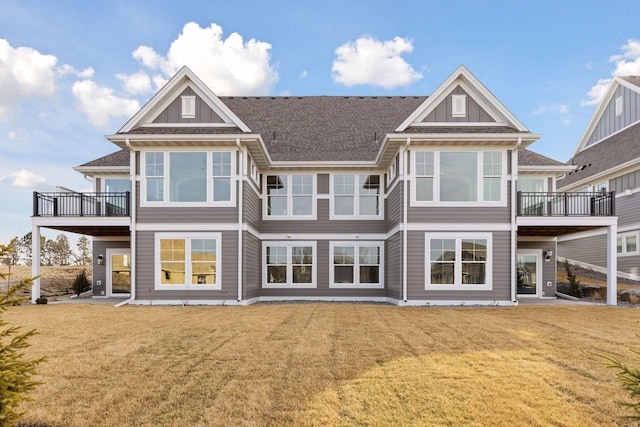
[330,242,384,288]
[425,233,492,290]
[617,231,639,256]
[262,242,316,288]
[155,233,221,290]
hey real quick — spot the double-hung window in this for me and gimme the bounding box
[330,242,384,288]
[263,242,316,287]
[332,174,381,218]
[155,233,221,290]
[143,151,234,206]
[265,174,315,218]
[425,233,492,290]
[617,232,639,256]
[412,150,504,205]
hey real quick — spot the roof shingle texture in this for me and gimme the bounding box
[79,150,129,167]
[518,149,566,167]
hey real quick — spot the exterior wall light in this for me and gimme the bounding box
[544,250,553,262]
[96,254,104,265]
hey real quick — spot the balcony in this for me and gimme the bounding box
[517,191,615,217]
[32,192,131,237]
[33,192,130,217]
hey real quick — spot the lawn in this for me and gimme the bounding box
[6,303,640,426]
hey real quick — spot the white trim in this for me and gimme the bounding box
[451,94,466,117]
[106,248,132,298]
[263,173,317,220]
[559,256,640,282]
[517,216,617,228]
[615,95,623,117]
[140,148,237,207]
[181,95,196,119]
[129,296,401,306]
[139,123,238,128]
[262,241,317,288]
[329,241,384,289]
[559,157,640,192]
[516,249,542,298]
[424,232,493,291]
[137,223,239,231]
[32,217,130,227]
[329,173,384,220]
[617,230,639,257]
[409,122,510,127]
[399,299,517,307]
[154,232,222,291]
[407,223,511,231]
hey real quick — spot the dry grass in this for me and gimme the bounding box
[4,303,640,426]
[0,265,90,298]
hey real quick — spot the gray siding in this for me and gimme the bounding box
[586,85,640,147]
[614,193,640,227]
[423,86,495,123]
[242,232,261,300]
[92,240,130,297]
[558,234,607,267]
[611,169,640,193]
[317,174,329,194]
[385,183,403,230]
[135,182,239,223]
[518,240,557,297]
[407,230,512,301]
[385,232,403,300]
[136,230,239,301]
[153,87,224,124]
[243,182,261,230]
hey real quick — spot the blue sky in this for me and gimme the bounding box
[0,0,639,243]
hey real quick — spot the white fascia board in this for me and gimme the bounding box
[32,217,131,227]
[73,166,130,174]
[516,216,617,228]
[518,165,573,177]
[396,65,529,132]
[385,132,541,144]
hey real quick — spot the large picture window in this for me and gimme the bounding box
[331,174,381,218]
[412,150,504,205]
[155,233,221,290]
[265,174,315,218]
[425,233,492,290]
[263,242,316,287]
[143,151,234,206]
[330,242,384,288]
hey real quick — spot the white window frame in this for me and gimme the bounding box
[141,149,236,207]
[262,241,317,288]
[247,153,260,185]
[263,174,316,220]
[452,94,467,117]
[615,95,623,117]
[410,149,507,207]
[387,153,398,187]
[425,232,493,291]
[617,231,639,257]
[181,95,196,119]
[330,174,384,220]
[329,241,384,289]
[154,232,222,291]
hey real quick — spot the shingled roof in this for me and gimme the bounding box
[620,76,640,88]
[78,150,129,167]
[518,148,566,167]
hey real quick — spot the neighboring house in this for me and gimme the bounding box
[30,65,619,306]
[558,76,640,282]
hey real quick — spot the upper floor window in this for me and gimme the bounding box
[412,150,505,206]
[142,151,235,206]
[181,96,196,119]
[265,174,315,218]
[387,153,399,187]
[452,94,467,117]
[248,153,259,185]
[331,174,381,218]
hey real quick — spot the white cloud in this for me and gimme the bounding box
[332,36,422,89]
[4,169,47,188]
[56,64,95,78]
[71,80,140,128]
[131,22,278,95]
[583,40,640,106]
[0,39,58,120]
[117,71,152,95]
[300,69,308,78]
[532,104,570,116]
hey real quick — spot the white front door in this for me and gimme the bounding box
[516,250,542,298]
[106,249,131,297]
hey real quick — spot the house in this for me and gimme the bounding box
[557,76,640,282]
[30,65,619,306]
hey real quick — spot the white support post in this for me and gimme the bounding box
[606,223,618,306]
[31,225,41,303]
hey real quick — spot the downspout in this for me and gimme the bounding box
[510,137,522,303]
[116,138,136,307]
[236,138,243,304]
[402,138,411,303]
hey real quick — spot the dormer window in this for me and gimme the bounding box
[615,95,623,117]
[452,94,466,117]
[181,96,196,119]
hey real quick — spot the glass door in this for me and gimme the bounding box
[516,252,539,297]
[107,249,131,297]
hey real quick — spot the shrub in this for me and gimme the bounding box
[35,297,48,305]
[598,345,640,420]
[564,260,583,298]
[71,270,91,298]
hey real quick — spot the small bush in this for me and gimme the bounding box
[564,260,583,298]
[71,270,91,298]
[35,297,48,305]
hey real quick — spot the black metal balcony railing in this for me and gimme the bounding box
[33,192,130,217]
[517,191,615,217]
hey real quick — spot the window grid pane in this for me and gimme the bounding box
[292,246,313,283]
[267,175,288,215]
[430,239,456,285]
[160,239,185,285]
[190,239,217,285]
[359,175,380,215]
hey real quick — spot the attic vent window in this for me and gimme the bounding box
[452,94,466,118]
[615,95,623,117]
[181,96,196,119]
